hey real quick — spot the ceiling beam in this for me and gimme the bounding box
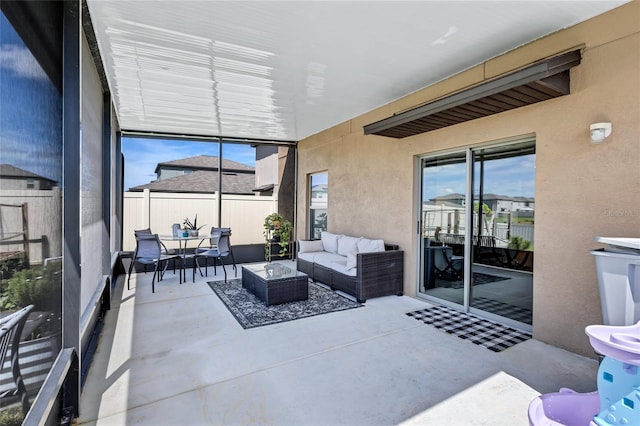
[121,130,297,146]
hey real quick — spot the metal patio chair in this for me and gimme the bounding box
[433,245,464,281]
[134,228,176,255]
[127,233,181,292]
[194,229,237,283]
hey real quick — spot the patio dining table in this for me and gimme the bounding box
[159,233,210,283]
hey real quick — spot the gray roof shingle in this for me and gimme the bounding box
[129,170,256,194]
[0,164,56,182]
[154,155,254,174]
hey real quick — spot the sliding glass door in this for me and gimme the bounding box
[419,152,468,307]
[419,139,535,329]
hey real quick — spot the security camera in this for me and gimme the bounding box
[590,122,612,144]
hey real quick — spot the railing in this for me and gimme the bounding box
[23,348,78,426]
[0,305,35,416]
[0,336,55,402]
[427,233,533,272]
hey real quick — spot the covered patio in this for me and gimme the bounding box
[79,263,597,425]
[2,1,638,424]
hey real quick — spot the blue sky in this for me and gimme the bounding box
[122,138,256,190]
[423,154,535,201]
[0,13,62,184]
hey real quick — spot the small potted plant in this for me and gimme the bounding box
[263,212,292,260]
[183,215,206,237]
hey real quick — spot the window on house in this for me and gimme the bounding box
[309,172,328,239]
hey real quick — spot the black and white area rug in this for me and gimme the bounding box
[406,304,531,352]
[208,279,362,329]
[437,272,510,289]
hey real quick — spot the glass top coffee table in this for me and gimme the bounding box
[241,263,309,306]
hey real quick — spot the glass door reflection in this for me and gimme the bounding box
[419,152,467,306]
[418,140,535,329]
[470,142,535,326]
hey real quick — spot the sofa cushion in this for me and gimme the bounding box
[357,238,385,253]
[337,235,361,256]
[312,251,347,269]
[321,231,340,254]
[330,261,357,277]
[297,251,321,263]
[345,252,358,270]
[298,239,324,253]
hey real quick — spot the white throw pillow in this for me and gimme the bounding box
[357,238,385,253]
[298,240,324,253]
[321,231,340,254]
[337,235,361,256]
[346,252,358,270]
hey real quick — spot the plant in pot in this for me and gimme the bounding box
[263,212,292,260]
[183,214,206,237]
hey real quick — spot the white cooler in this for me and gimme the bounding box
[591,237,640,326]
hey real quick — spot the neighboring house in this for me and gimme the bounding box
[130,153,281,196]
[481,194,535,213]
[154,155,254,181]
[129,155,256,195]
[0,164,56,190]
[430,193,535,213]
[253,145,280,196]
[129,169,256,195]
[311,184,328,201]
[431,193,466,206]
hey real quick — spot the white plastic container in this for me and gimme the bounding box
[591,237,640,326]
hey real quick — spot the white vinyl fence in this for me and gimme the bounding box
[0,189,62,265]
[123,190,277,251]
[494,223,535,244]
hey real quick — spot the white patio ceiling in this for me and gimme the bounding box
[86,1,628,142]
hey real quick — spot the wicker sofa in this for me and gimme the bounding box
[296,231,404,303]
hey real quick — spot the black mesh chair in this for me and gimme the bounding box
[211,227,237,272]
[433,245,464,281]
[127,233,180,292]
[194,229,237,282]
[134,228,176,255]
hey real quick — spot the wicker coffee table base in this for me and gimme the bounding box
[242,267,309,306]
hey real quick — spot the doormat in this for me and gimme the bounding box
[406,304,531,352]
[208,279,362,329]
[472,297,532,325]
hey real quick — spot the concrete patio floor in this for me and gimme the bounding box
[79,260,599,425]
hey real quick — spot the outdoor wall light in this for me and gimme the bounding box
[590,122,612,144]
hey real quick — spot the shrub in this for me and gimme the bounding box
[0,257,27,281]
[508,236,532,251]
[1,263,62,313]
[0,406,24,426]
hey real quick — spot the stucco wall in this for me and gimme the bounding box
[296,2,640,357]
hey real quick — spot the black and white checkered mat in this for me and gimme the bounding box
[407,304,532,352]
